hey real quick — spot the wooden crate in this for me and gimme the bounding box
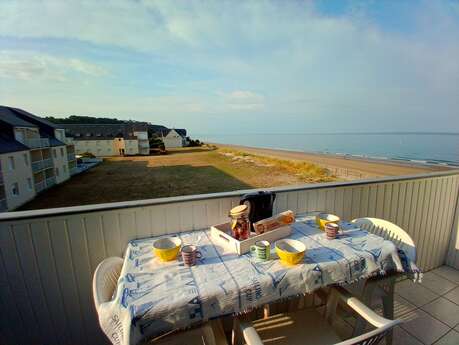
[210,222,291,255]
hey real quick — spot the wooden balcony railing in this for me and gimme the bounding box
[0,170,458,344]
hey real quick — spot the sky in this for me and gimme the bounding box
[1,0,459,135]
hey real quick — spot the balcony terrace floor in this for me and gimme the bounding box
[344,266,459,345]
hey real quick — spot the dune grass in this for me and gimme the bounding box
[218,148,336,183]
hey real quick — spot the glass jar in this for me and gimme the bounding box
[229,205,250,240]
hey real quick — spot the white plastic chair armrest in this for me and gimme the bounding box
[333,286,395,328]
[238,319,264,345]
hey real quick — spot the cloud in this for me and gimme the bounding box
[0,51,107,81]
[0,1,458,132]
[221,90,265,111]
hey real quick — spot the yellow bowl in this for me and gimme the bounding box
[153,237,182,262]
[275,239,306,265]
[316,213,340,230]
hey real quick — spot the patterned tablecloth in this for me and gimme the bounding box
[98,215,420,345]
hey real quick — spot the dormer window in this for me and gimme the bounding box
[86,133,91,137]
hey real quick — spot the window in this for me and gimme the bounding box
[55,167,59,176]
[53,149,57,158]
[23,153,29,166]
[8,156,15,170]
[27,178,32,190]
[60,148,64,157]
[11,183,19,196]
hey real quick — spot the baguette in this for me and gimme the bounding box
[253,210,295,234]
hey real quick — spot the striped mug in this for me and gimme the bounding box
[181,245,202,267]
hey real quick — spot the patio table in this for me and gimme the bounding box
[98,215,420,345]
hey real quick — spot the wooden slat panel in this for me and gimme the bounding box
[297,190,308,213]
[359,185,369,218]
[12,223,55,343]
[274,192,288,213]
[342,188,353,221]
[30,221,70,344]
[401,182,412,231]
[192,201,208,230]
[286,191,299,213]
[446,177,459,267]
[325,189,335,214]
[101,211,122,257]
[350,187,361,220]
[431,178,446,267]
[334,188,345,218]
[383,183,392,220]
[395,183,406,227]
[119,211,137,248]
[389,183,400,224]
[84,215,107,271]
[375,184,386,219]
[150,205,167,236]
[0,223,40,344]
[66,215,102,344]
[48,219,88,345]
[0,225,27,344]
[135,208,151,239]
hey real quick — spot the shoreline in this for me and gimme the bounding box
[214,143,454,179]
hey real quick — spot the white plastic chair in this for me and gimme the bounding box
[93,256,124,313]
[351,218,416,263]
[348,218,416,345]
[232,286,400,345]
[92,257,228,345]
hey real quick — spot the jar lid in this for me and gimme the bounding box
[230,205,248,216]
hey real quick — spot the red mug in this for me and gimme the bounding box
[181,245,202,267]
[325,223,340,240]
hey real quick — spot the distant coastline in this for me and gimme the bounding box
[212,143,454,179]
[200,132,459,169]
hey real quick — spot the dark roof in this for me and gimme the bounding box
[175,129,187,137]
[0,106,37,128]
[49,137,66,147]
[9,107,58,129]
[62,123,149,140]
[0,134,29,154]
[161,128,187,137]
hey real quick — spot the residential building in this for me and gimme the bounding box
[162,128,187,148]
[0,106,77,211]
[62,123,150,156]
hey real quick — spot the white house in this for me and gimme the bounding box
[162,129,187,149]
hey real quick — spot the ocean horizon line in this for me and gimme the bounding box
[195,131,459,136]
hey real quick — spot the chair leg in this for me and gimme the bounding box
[381,278,395,345]
[352,282,376,337]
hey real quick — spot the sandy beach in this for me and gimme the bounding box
[216,143,452,179]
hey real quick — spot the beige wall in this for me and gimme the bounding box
[74,140,115,156]
[0,150,35,210]
[124,139,139,155]
[75,139,140,156]
[51,146,70,184]
[163,129,183,148]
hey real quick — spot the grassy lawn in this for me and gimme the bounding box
[20,147,336,210]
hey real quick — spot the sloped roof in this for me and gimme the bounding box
[62,123,149,140]
[0,134,29,154]
[161,128,187,137]
[10,107,58,129]
[0,106,37,128]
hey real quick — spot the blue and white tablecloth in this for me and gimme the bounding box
[98,216,420,345]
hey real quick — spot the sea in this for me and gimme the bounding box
[198,133,459,168]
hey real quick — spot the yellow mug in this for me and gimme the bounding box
[316,213,340,230]
[153,237,182,262]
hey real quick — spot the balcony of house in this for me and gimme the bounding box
[67,152,76,162]
[33,173,46,193]
[0,170,458,345]
[20,137,50,149]
[44,169,56,188]
[0,187,6,212]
